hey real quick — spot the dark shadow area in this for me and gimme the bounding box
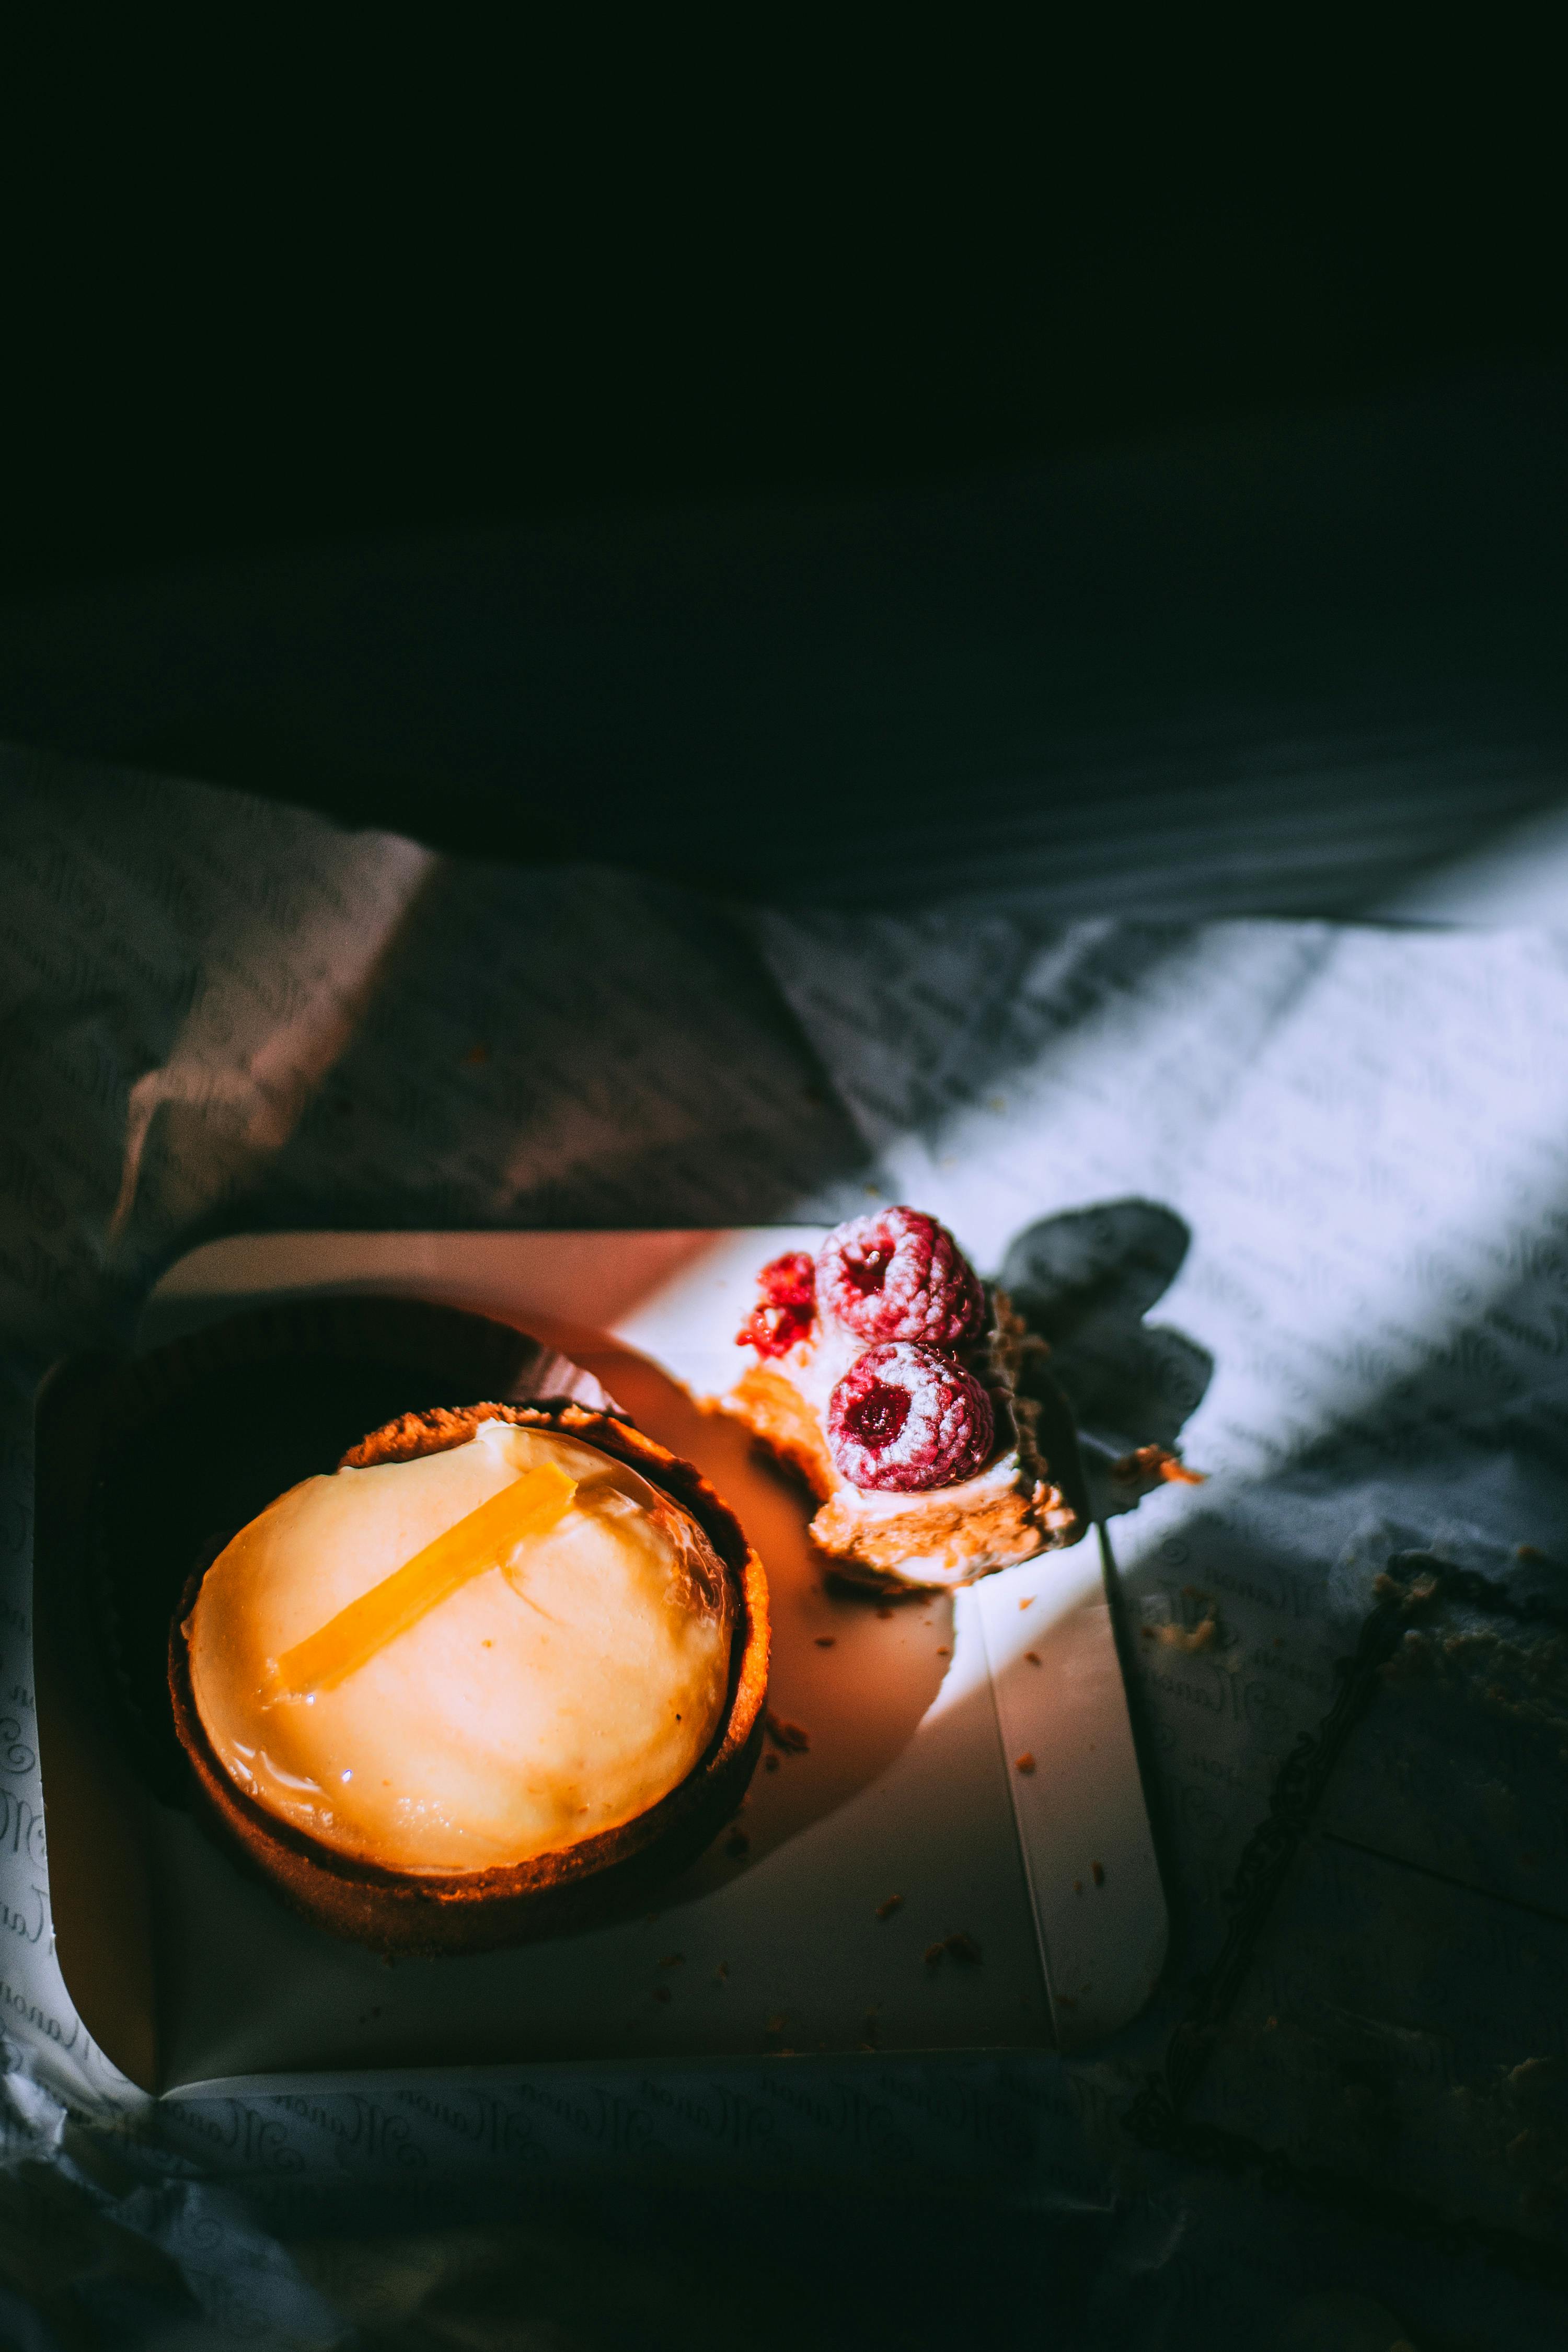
[3,373,1565,910]
[7,77,1563,601]
[1003,1201,1214,1511]
[1,2153,1116,2352]
[1134,1552,1568,2274]
[287,2178,1113,2352]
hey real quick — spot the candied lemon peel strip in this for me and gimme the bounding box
[273,1460,577,1699]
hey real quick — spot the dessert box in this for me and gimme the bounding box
[35,1229,1167,2097]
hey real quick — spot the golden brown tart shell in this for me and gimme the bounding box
[168,1402,770,1956]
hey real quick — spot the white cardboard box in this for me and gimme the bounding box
[38,1229,1166,2095]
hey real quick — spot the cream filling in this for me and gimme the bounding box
[818,1449,1029,1520]
[187,1421,733,1875]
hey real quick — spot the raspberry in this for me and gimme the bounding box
[816,1208,984,1348]
[827,1342,995,1492]
[736,1250,818,1358]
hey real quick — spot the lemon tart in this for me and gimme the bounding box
[169,1402,769,1953]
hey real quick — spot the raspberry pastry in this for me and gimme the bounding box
[721,1208,1081,1589]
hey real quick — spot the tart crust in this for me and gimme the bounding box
[722,1284,1080,1589]
[168,1402,769,1955]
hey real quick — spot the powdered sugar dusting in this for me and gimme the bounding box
[827,1341,995,1492]
[816,1207,984,1348]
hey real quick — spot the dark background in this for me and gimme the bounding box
[5,65,1563,593]
[2,53,1564,900]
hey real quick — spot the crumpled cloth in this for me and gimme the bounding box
[5,743,1568,2344]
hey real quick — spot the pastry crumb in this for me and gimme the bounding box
[764,1752,780,1773]
[1014,1751,1036,1775]
[935,1645,950,1657]
[925,1931,982,1967]
[875,1893,904,1921]
[1091,1862,1105,1887]
[766,1712,811,1754]
[714,1962,729,1981]
[725,1827,751,1857]
[1111,1444,1205,1488]
[1018,1595,1035,1610]
[1025,1651,1041,1666]
[1151,1616,1216,1653]
[877,1605,895,1620]
[814,1635,836,1647]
